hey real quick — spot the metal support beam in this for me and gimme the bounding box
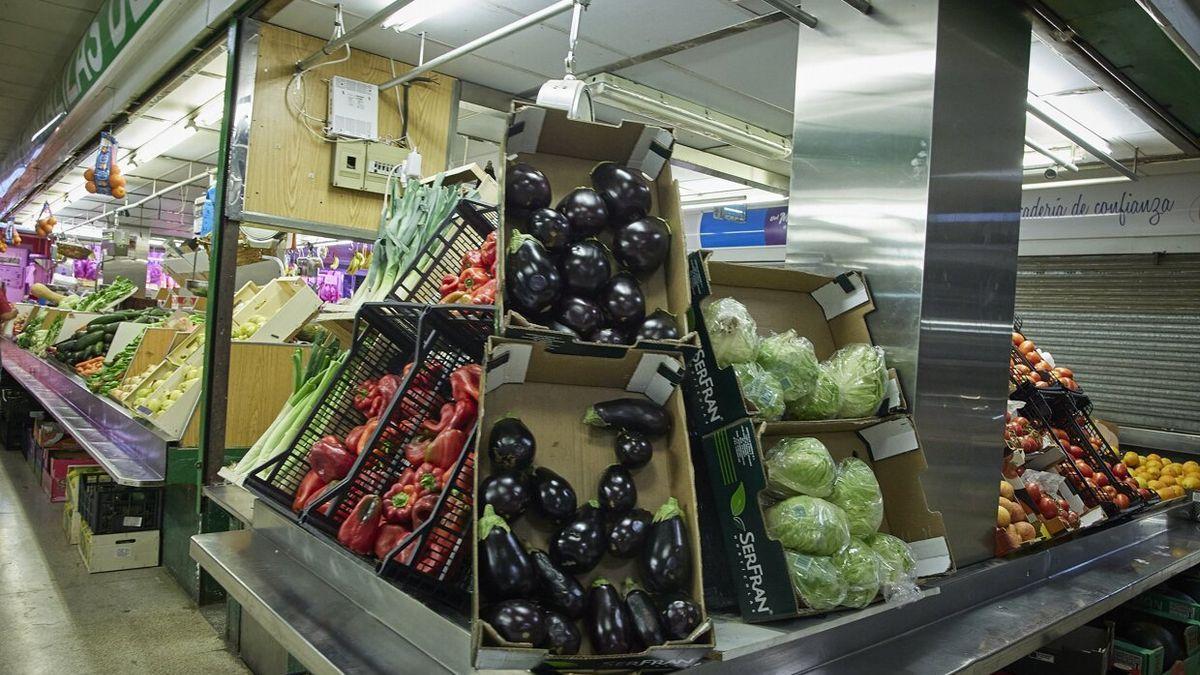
[61,171,212,231]
[296,0,417,72]
[1024,137,1080,172]
[378,0,577,91]
[1024,102,1139,180]
[671,145,789,193]
[760,0,819,28]
[841,0,872,13]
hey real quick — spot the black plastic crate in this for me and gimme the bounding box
[1042,396,1149,515]
[1010,382,1104,512]
[1010,317,1091,412]
[77,473,162,534]
[387,199,498,305]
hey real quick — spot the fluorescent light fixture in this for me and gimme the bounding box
[1026,94,1112,156]
[588,73,792,160]
[681,193,788,211]
[382,0,462,31]
[131,119,197,167]
[193,97,224,127]
[30,112,65,143]
[1021,176,1130,190]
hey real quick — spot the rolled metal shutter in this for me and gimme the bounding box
[1014,254,1200,435]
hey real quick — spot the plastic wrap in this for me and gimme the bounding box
[703,297,760,367]
[764,437,836,499]
[764,495,851,556]
[865,532,922,606]
[757,330,820,402]
[830,457,884,538]
[784,550,847,611]
[833,537,883,609]
[733,361,785,421]
[785,363,842,421]
[826,343,888,418]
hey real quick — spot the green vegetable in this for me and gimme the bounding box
[733,362,785,421]
[756,330,819,402]
[74,330,107,350]
[764,437,836,499]
[865,533,916,586]
[784,551,846,611]
[76,277,135,312]
[785,364,841,421]
[825,343,887,419]
[764,495,850,556]
[703,297,759,367]
[830,457,884,538]
[832,538,883,608]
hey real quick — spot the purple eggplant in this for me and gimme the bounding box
[612,216,671,275]
[640,498,692,593]
[591,162,652,225]
[481,471,532,520]
[607,507,653,558]
[636,309,680,341]
[587,578,634,655]
[598,464,637,513]
[557,294,604,336]
[524,207,571,254]
[505,163,552,212]
[556,187,609,239]
[478,505,535,600]
[583,397,672,437]
[485,599,547,646]
[507,232,561,316]
[533,467,578,524]
[600,273,645,326]
[558,239,613,297]
[543,609,582,655]
[658,595,702,640]
[531,548,587,619]
[624,579,666,649]
[487,416,535,471]
[549,500,607,574]
[589,326,633,345]
[614,430,653,468]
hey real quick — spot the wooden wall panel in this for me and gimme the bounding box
[243,24,456,234]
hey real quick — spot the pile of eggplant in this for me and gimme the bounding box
[504,161,682,345]
[478,401,702,657]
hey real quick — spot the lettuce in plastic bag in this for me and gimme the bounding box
[757,330,819,402]
[764,437,835,498]
[784,551,846,611]
[833,537,883,608]
[785,364,842,421]
[704,297,759,367]
[825,343,887,418]
[830,457,884,538]
[734,362,785,421]
[865,533,916,585]
[764,495,850,556]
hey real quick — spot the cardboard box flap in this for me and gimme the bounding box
[628,125,675,180]
[507,106,675,180]
[629,354,685,405]
[909,536,952,577]
[812,271,871,320]
[485,342,533,390]
[858,416,919,461]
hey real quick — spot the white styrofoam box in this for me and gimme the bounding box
[79,526,160,573]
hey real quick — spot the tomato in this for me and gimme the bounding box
[1075,461,1094,478]
[1012,332,1025,346]
[1028,372,1042,383]
[1057,366,1074,379]
[1018,340,1036,354]
[1057,498,1070,511]
[1014,417,1029,430]
[1026,350,1043,365]
[1101,485,1117,498]
[1026,483,1043,502]
[1037,497,1058,520]
[1059,377,1076,390]
[1093,472,1109,488]
[1114,494,1131,509]
[1112,463,1129,479]
[1053,428,1069,441]
[1021,436,1041,453]
[1034,361,1052,372]
[1067,444,1085,459]
[1035,380,1050,388]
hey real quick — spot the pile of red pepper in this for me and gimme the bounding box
[336,363,483,567]
[439,231,497,305]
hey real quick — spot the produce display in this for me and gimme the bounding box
[504,162,680,345]
[1009,330,1081,392]
[231,314,266,340]
[74,276,136,312]
[50,307,167,366]
[1123,452,1193,501]
[16,314,64,357]
[439,231,498,305]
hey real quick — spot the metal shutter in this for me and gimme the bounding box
[1014,254,1200,436]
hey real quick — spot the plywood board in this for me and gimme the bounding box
[243,24,456,233]
[122,328,186,387]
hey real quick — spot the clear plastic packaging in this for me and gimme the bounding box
[764,495,851,556]
[703,297,760,367]
[784,550,847,611]
[733,361,786,421]
[764,437,836,499]
[825,343,888,418]
[757,330,820,402]
[785,363,842,421]
[833,537,884,609]
[865,532,922,607]
[830,457,884,538]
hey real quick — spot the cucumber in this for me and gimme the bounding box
[103,323,122,335]
[57,339,79,353]
[75,330,107,350]
[85,310,141,328]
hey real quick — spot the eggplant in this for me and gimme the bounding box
[488,416,535,471]
[478,505,535,600]
[505,163,552,212]
[658,596,702,640]
[556,294,604,336]
[485,599,547,646]
[615,430,653,468]
[506,232,561,316]
[583,397,672,437]
[612,217,671,275]
[600,273,645,326]
[558,239,613,297]
[587,578,634,655]
[607,507,652,558]
[532,467,578,524]
[543,609,582,655]
[589,326,633,345]
[636,309,680,341]
[640,497,692,593]
[556,187,609,238]
[598,464,637,513]
[524,207,572,254]
[624,579,666,649]
[590,162,652,225]
[549,500,607,573]
[481,471,532,520]
[545,320,581,338]
[531,549,587,619]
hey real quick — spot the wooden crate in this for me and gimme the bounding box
[232,277,321,343]
[121,327,188,388]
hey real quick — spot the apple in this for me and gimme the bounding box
[1057,499,1070,512]
[1093,473,1109,488]
[1075,461,1094,478]
[1026,483,1043,503]
[1022,436,1041,453]
[1102,485,1118,499]
[1069,445,1085,459]
[1112,463,1129,479]
[1037,497,1059,520]
[1114,494,1131,510]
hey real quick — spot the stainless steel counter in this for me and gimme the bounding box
[204,483,256,525]
[1,340,167,486]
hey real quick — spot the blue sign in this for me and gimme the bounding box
[699,206,787,248]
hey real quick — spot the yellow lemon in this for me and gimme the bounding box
[1146,469,1161,481]
[1183,476,1200,491]
[1177,486,1188,499]
[1148,453,1162,462]
[1145,461,1162,473]
[1163,458,1174,466]
[1158,488,1174,500]
[1124,452,1141,468]
[1161,475,1178,487]
[1136,477,1149,489]
[1186,461,1199,471]
[1149,480,1165,491]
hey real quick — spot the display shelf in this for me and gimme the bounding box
[697,500,1200,673]
[204,483,256,525]
[0,339,167,486]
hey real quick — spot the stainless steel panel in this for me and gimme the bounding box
[786,0,1029,566]
[224,19,260,222]
[204,483,257,525]
[0,340,166,485]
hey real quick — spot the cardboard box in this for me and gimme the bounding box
[42,453,99,502]
[62,502,82,545]
[683,250,904,436]
[497,105,696,355]
[1132,592,1200,624]
[1008,623,1112,675]
[79,525,160,573]
[473,339,712,671]
[1112,639,1164,675]
[697,415,951,622]
[33,419,80,452]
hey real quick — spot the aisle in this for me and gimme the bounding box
[0,449,248,675]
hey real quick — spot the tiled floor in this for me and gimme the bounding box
[0,449,249,674]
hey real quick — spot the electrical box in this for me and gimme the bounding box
[327,76,378,140]
[331,140,409,195]
[364,142,409,194]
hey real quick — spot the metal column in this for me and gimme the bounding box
[786,0,1030,566]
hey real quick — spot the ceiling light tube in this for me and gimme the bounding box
[193,97,224,127]
[1023,137,1079,172]
[760,0,819,28]
[1025,98,1137,181]
[383,0,462,31]
[1025,95,1112,155]
[1021,176,1131,190]
[131,119,197,167]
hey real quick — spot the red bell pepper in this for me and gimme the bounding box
[439,274,459,296]
[302,482,336,515]
[338,494,382,555]
[383,479,420,525]
[344,424,367,453]
[401,362,443,390]
[292,469,326,513]
[376,374,403,406]
[461,249,485,271]
[374,523,414,563]
[403,436,431,466]
[353,418,380,455]
[411,492,440,530]
[425,428,466,470]
[444,397,477,431]
[353,379,378,414]
[421,402,455,434]
[480,232,497,269]
[308,435,355,482]
[458,267,491,292]
[416,461,447,492]
[449,365,481,403]
[470,278,497,305]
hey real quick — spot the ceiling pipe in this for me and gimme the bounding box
[296,0,418,72]
[1024,102,1139,180]
[379,0,579,91]
[64,171,213,231]
[760,0,819,28]
[840,0,872,14]
[1023,137,1080,172]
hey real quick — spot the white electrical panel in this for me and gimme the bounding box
[364,143,409,194]
[327,76,379,140]
[331,140,409,195]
